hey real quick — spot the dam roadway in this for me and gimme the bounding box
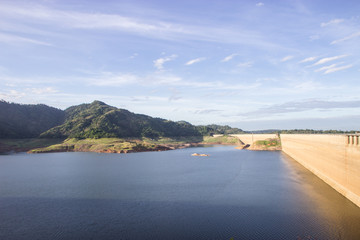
[232,133,360,208]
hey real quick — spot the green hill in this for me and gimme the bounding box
[0,100,65,138]
[40,101,202,139]
[196,124,245,135]
[0,100,244,140]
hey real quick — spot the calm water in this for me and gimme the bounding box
[0,146,359,240]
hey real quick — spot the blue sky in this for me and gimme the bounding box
[0,0,359,130]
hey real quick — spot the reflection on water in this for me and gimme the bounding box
[0,146,359,240]
[281,154,360,239]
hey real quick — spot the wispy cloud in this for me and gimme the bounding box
[87,72,139,86]
[315,64,337,72]
[130,53,138,59]
[0,32,52,46]
[239,99,360,118]
[194,109,223,114]
[320,18,344,27]
[0,2,286,49]
[237,61,253,68]
[281,55,294,62]
[153,54,177,70]
[168,88,182,102]
[221,54,238,62]
[324,64,353,74]
[299,56,317,63]
[313,54,348,66]
[27,87,58,94]
[293,81,322,91]
[314,62,353,74]
[256,2,264,7]
[331,31,360,45]
[0,89,26,99]
[185,57,206,66]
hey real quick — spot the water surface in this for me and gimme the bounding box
[0,146,359,239]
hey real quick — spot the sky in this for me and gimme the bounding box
[0,0,359,130]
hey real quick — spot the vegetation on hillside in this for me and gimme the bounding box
[250,138,281,151]
[196,124,245,135]
[0,138,63,153]
[0,100,65,138]
[40,101,200,138]
[40,101,244,139]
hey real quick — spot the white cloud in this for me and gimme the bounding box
[320,18,344,27]
[293,81,322,91]
[313,54,348,66]
[237,61,253,68]
[153,54,177,70]
[315,64,337,72]
[314,62,353,74]
[239,99,360,118]
[147,73,182,85]
[0,90,26,99]
[221,54,238,62]
[27,87,58,94]
[0,32,52,46]
[256,2,264,7]
[130,53,138,59]
[299,56,317,63]
[281,55,294,62]
[185,57,206,66]
[324,64,353,74]
[0,2,287,49]
[87,72,139,86]
[331,31,360,45]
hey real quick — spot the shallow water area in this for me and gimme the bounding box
[0,146,359,240]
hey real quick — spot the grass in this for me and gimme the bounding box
[253,138,281,150]
[0,138,64,153]
[202,135,240,144]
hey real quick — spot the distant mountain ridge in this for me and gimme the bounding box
[0,100,65,138]
[0,100,244,139]
[40,100,203,138]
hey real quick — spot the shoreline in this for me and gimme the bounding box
[0,135,281,155]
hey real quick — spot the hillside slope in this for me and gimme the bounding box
[40,101,202,138]
[0,101,65,138]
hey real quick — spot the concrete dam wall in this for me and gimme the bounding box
[281,134,360,208]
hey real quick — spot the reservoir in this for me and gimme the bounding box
[0,146,359,239]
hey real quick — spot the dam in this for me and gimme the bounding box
[233,133,360,208]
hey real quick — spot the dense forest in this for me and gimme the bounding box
[0,100,244,139]
[0,100,65,138]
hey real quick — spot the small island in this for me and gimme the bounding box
[191,153,210,157]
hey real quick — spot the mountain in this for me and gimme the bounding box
[0,100,65,138]
[0,100,244,139]
[40,101,202,138]
[196,124,245,135]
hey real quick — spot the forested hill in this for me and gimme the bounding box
[40,101,198,138]
[0,100,65,138]
[0,100,244,139]
[41,101,245,139]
